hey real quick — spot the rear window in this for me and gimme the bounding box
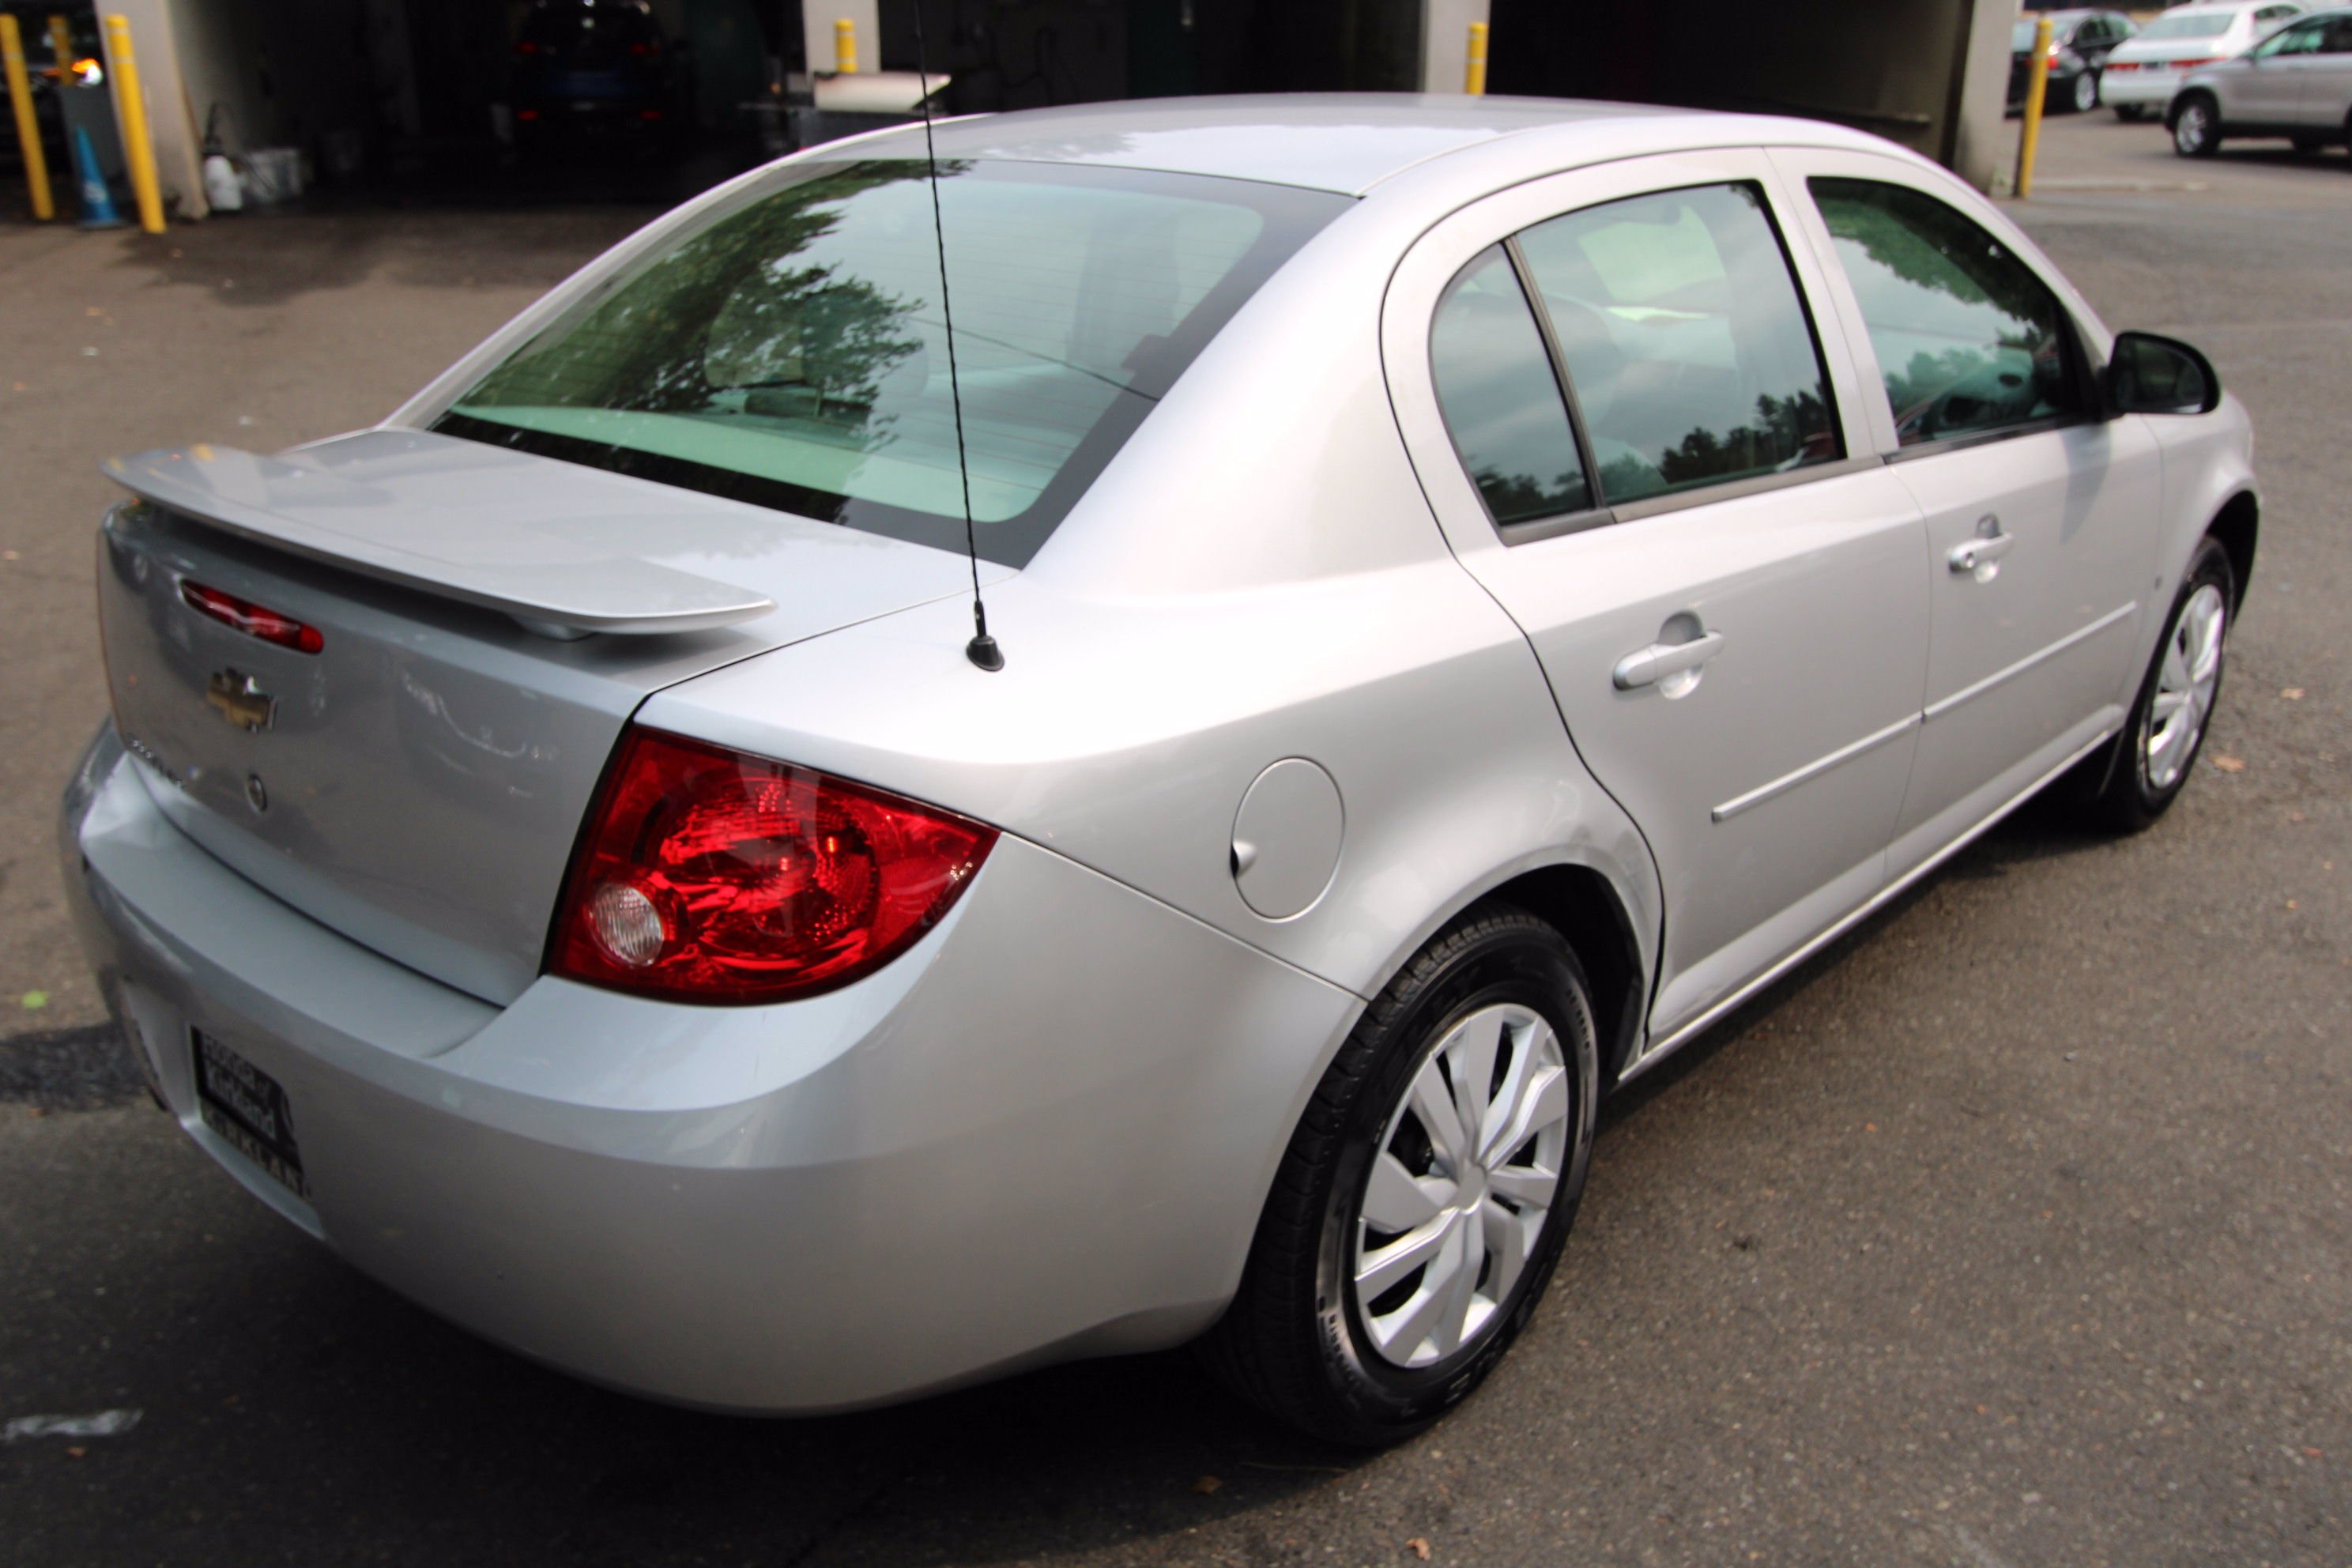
[2140,11,2234,37]
[520,0,664,58]
[435,160,1348,566]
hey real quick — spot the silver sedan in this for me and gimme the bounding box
[63,96,2256,1445]
[2171,6,2352,154]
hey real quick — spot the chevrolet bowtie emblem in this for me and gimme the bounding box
[205,668,276,733]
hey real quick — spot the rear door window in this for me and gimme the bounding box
[1513,182,1841,504]
[1809,178,2082,447]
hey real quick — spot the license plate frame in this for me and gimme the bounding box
[191,1029,309,1200]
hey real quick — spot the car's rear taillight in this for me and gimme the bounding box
[180,579,324,654]
[549,727,995,1004]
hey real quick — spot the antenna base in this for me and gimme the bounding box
[966,633,1004,672]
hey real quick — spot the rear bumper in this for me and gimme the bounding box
[62,722,1357,1412]
[2101,72,2185,107]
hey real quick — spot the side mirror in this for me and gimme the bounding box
[2107,330,2220,415]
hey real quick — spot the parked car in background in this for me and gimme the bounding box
[2011,10,2139,115]
[62,97,2256,1446]
[2103,1,2308,120]
[2173,8,2352,154]
[510,0,677,147]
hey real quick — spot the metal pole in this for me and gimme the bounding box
[2015,14,2053,198]
[835,16,857,74]
[2,17,55,220]
[100,13,164,232]
[1464,21,1488,96]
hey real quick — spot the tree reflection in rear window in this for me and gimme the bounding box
[434,160,1350,566]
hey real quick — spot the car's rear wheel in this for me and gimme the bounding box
[2082,536,2234,832]
[2172,92,2222,156]
[1198,904,1599,1446]
[2071,70,2101,114]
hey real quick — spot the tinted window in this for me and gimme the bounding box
[1429,247,1592,526]
[435,160,1345,566]
[1515,182,1838,505]
[2254,17,2327,52]
[1810,178,2082,447]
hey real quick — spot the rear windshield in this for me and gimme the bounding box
[2140,11,2235,36]
[434,160,1348,567]
[520,0,664,56]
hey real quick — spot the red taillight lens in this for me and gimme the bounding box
[550,728,997,1004]
[179,579,324,654]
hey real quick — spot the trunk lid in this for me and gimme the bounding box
[98,429,999,1006]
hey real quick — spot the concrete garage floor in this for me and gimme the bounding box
[0,111,2346,1566]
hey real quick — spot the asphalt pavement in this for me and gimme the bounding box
[1,111,2346,1566]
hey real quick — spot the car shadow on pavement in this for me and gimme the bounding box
[6,1109,1364,1566]
[1597,784,2102,1130]
[2,788,2112,1567]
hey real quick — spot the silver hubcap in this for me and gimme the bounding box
[2075,73,2097,111]
[1352,1003,1570,1370]
[2143,582,2226,791]
[2177,104,2208,152]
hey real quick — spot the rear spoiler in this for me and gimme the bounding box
[104,445,777,637]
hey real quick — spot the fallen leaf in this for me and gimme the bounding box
[2280,688,2305,700]
[1191,1475,1222,1495]
[2304,1446,2324,1458]
[27,1107,47,1120]
[20,990,48,1010]
[2211,754,2246,773]
[66,1446,86,1459]
[2287,899,2299,910]
[1406,1540,1431,1561]
[2,549,17,560]
[85,306,103,317]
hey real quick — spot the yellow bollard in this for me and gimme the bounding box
[101,13,163,232]
[834,17,857,74]
[2,16,55,220]
[1464,21,1489,96]
[2015,14,2053,198]
[48,13,73,76]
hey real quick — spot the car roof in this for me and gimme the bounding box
[876,93,1868,198]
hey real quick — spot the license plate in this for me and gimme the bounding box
[192,1030,309,1199]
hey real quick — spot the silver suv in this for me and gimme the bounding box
[2172,7,2352,155]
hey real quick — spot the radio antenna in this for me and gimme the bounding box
[912,2,1003,672]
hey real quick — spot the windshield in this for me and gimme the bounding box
[2140,12,2235,37]
[434,160,1348,567]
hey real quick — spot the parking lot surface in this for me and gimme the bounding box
[1,112,2346,1566]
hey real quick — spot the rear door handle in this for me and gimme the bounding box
[1613,631,1724,691]
[1947,532,2015,575]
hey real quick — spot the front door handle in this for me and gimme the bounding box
[1947,531,2015,575]
[1613,631,1724,692]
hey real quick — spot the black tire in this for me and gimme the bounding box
[2172,92,2222,157]
[2081,536,2235,833]
[1197,903,1600,1446]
